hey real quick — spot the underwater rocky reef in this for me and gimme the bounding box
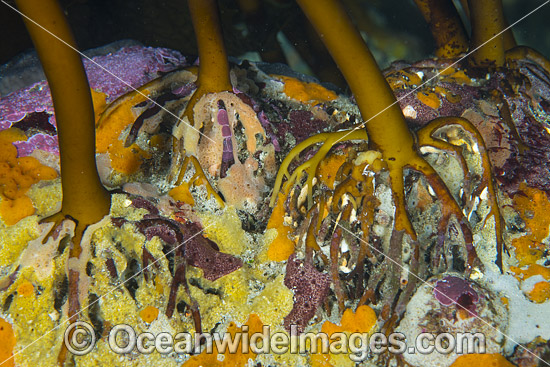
[1,0,550,367]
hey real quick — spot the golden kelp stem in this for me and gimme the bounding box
[467,0,508,67]
[295,0,419,236]
[462,0,516,52]
[295,0,413,155]
[292,0,476,266]
[413,0,468,58]
[15,0,110,249]
[184,0,232,126]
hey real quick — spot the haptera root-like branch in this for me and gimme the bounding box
[330,225,346,314]
[174,155,225,207]
[270,129,368,208]
[410,162,477,268]
[286,1,481,342]
[296,0,478,257]
[417,116,504,270]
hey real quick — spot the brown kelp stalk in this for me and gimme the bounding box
[14,0,111,364]
[414,0,517,63]
[294,0,473,253]
[170,0,234,197]
[413,0,469,58]
[14,0,111,250]
[467,0,510,67]
[182,0,232,136]
[188,0,232,94]
[267,0,481,324]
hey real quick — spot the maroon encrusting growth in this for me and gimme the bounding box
[283,254,331,333]
[434,275,479,315]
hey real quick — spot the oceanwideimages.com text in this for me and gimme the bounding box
[65,322,486,361]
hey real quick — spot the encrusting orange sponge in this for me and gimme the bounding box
[0,317,15,367]
[511,183,550,266]
[183,314,264,366]
[94,90,151,174]
[0,129,57,225]
[510,264,550,303]
[267,192,296,261]
[139,306,160,323]
[321,305,377,335]
[276,75,338,104]
[311,305,377,367]
[449,353,515,367]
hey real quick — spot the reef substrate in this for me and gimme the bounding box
[0,44,550,367]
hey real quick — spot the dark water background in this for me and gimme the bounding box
[1,0,549,88]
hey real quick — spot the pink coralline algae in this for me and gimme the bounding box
[13,134,58,156]
[433,276,479,316]
[83,46,186,102]
[0,85,54,132]
[0,46,187,157]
